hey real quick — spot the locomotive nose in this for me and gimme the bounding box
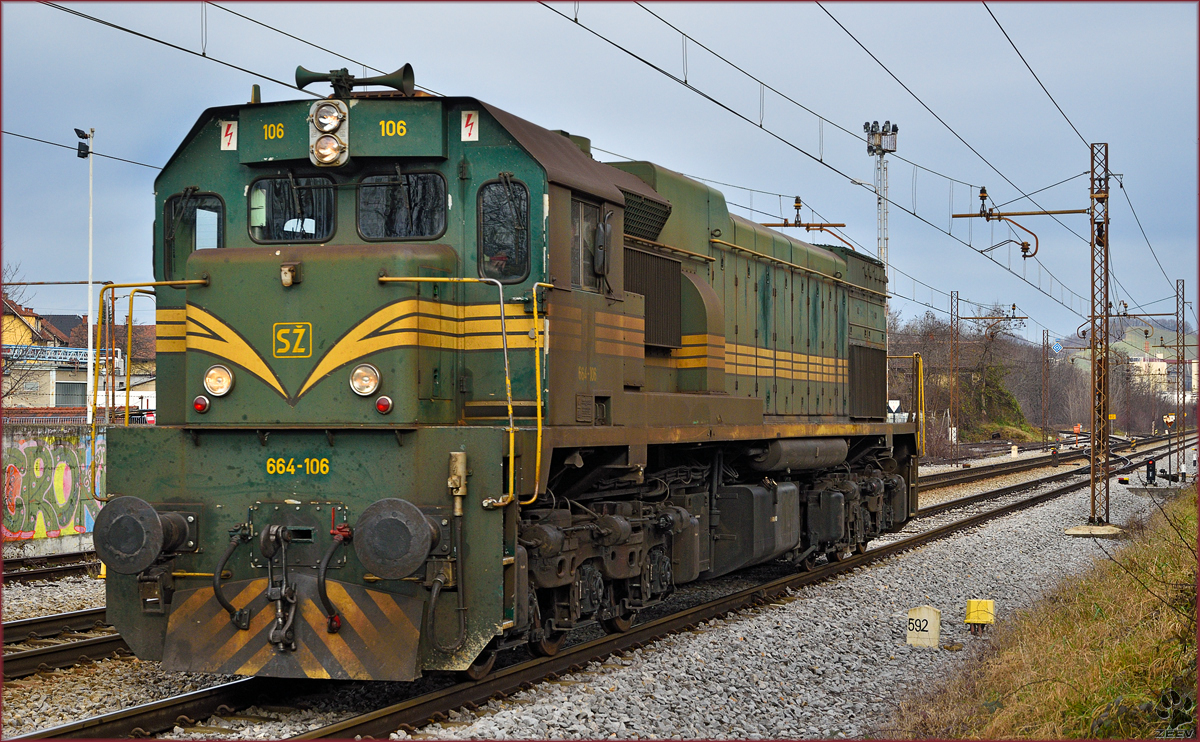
[353,498,440,579]
[94,496,190,574]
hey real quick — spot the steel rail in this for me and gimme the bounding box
[917,435,1193,518]
[3,551,102,583]
[919,433,1175,490]
[291,448,1175,740]
[3,633,129,679]
[6,678,279,740]
[16,438,1190,738]
[2,607,108,644]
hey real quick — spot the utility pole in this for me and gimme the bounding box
[76,127,95,424]
[1042,329,1050,449]
[949,290,959,465]
[952,149,1107,527]
[1088,143,1111,525]
[1176,279,1186,481]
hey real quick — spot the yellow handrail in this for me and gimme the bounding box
[124,288,156,426]
[888,352,926,457]
[90,280,208,503]
[520,282,554,507]
[378,275,518,509]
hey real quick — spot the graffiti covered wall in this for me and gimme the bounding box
[3,425,105,543]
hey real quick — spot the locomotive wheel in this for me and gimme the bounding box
[529,630,568,658]
[853,542,868,555]
[601,612,635,634]
[827,548,851,563]
[798,554,818,572]
[460,650,497,681]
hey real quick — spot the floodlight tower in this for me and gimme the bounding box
[864,120,897,291]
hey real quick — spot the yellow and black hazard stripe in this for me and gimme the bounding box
[160,574,425,682]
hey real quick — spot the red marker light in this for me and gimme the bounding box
[375,396,393,414]
[193,395,210,413]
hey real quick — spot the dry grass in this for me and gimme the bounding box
[883,487,1197,739]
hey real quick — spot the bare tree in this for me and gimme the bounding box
[1,261,51,405]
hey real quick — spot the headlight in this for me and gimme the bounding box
[313,103,343,133]
[203,365,234,396]
[350,364,380,396]
[313,135,342,163]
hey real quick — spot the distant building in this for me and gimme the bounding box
[1067,326,1197,407]
[3,301,156,415]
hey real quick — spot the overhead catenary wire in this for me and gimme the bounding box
[977,4,1181,323]
[204,2,445,97]
[42,2,321,97]
[993,171,1088,209]
[2,131,161,169]
[633,1,979,189]
[816,3,1100,262]
[543,2,1089,319]
[726,198,1067,339]
[983,2,1088,148]
[1113,175,1195,324]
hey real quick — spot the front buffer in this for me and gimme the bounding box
[99,425,511,681]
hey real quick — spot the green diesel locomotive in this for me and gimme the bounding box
[94,65,918,681]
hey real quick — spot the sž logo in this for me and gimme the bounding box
[273,322,312,358]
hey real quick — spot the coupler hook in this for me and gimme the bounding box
[261,525,299,651]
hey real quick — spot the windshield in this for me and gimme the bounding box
[249,176,335,242]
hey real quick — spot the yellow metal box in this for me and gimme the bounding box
[965,599,995,624]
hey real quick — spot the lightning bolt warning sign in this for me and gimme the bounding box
[461,111,479,142]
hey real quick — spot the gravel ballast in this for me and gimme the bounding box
[1,658,233,738]
[1,575,106,620]
[1,475,1162,739]
[400,481,1158,740]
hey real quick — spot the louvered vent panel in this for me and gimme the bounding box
[620,190,672,241]
[849,345,886,419]
[624,247,681,348]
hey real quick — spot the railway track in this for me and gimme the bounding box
[918,432,1181,491]
[3,550,101,583]
[917,434,1194,518]
[20,441,1186,740]
[2,608,128,679]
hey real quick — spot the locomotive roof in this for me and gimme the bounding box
[479,102,667,208]
[158,97,670,212]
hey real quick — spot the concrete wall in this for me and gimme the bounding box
[2,424,105,558]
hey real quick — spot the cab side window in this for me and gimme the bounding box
[164,191,224,278]
[571,199,601,292]
[478,178,529,283]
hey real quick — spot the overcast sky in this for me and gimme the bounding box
[3,2,1196,341]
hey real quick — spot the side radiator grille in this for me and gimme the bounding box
[848,345,886,419]
[624,247,681,348]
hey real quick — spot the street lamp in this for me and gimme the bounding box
[76,126,94,424]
